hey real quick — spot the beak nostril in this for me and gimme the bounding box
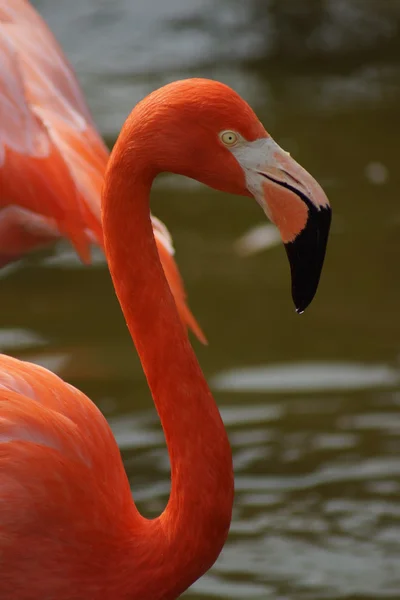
[281,169,303,189]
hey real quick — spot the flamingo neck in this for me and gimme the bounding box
[101,139,233,599]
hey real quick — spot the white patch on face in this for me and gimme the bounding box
[227,137,282,220]
[230,137,279,173]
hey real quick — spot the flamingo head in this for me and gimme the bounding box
[131,78,331,313]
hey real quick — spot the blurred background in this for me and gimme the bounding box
[3,0,400,597]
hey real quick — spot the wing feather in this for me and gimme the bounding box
[0,353,136,597]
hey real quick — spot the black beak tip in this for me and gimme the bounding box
[285,203,331,314]
[293,289,316,315]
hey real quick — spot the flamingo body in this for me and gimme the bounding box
[0,343,232,599]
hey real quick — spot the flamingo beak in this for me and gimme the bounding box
[236,137,331,313]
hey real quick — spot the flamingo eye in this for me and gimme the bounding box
[219,131,239,147]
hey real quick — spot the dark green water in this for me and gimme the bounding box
[5,1,400,597]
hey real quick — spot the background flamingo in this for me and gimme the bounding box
[0,0,205,343]
[0,76,330,598]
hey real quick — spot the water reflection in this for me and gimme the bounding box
[7,1,400,598]
[212,362,400,393]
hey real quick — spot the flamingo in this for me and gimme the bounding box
[0,0,205,343]
[0,74,331,598]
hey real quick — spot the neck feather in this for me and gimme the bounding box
[101,129,233,599]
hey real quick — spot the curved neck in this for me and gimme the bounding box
[102,136,233,599]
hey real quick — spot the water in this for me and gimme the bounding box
[4,0,400,597]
